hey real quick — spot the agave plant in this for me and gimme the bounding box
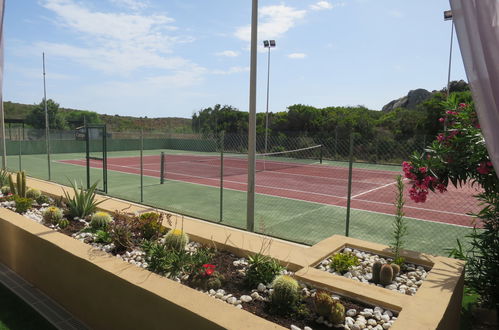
[63,180,104,218]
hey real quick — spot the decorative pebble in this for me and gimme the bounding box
[346,309,357,317]
[240,295,252,303]
[290,325,301,330]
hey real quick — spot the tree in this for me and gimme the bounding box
[25,99,67,130]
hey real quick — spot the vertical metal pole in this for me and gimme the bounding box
[446,20,454,100]
[160,151,165,184]
[43,52,51,180]
[345,133,354,237]
[334,126,338,160]
[18,127,21,170]
[219,131,224,222]
[140,128,144,203]
[85,125,90,189]
[246,0,258,232]
[102,125,107,193]
[0,0,6,169]
[320,144,323,164]
[264,46,271,155]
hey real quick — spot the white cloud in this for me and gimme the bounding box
[310,1,345,11]
[235,5,306,42]
[288,53,307,59]
[215,50,239,57]
[211,66,249,75]
[38,0,200,77]
[110,0,149,11]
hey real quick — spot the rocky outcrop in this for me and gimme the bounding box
[382,88,432,112]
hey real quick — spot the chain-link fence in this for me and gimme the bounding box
[3,127,477,256]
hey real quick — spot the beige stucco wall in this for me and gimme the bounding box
[0,176,465,330]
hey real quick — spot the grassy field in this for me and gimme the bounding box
[6,150,473,256]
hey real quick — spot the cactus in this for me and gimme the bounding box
[329,300,345,325]
[26,188,41,200]
[270,275,300,311]
[36,194,51,205]
[58,219,70,229]
[380,264,394,286]
[390,263,400,281]
[43,206,64,224]
[164,229,189,251]
[8,171,27,197]
[315,291,334,317]
[90,212,113,229]
[1,186,10,195]
[372,261,382,284]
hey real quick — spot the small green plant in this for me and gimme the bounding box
[0,169,9,187]
[390,263,400,281]
[13,196,32,214]
[43,206,64,224]
[1,186,10,195]
[90,212,113,229]
[380,264,394,286]
[63,180,104,218]
[372,261,382,284]
[191,264,224,290]
[95,230,112,244]
[329,252,360,274]
[36,194,51,205]
[329,300,345,325]
[164,229,189,251]
[138,212,164,240]
[26,188,41,200]
[9,171,27,197]
[58,219,70,229]
[109,216,134,253]
[270,275,300,313]
[391,175,408,265]
[245,253,283,288]
[314,291,334,318]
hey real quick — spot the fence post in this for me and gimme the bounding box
[18,127,22,171]
[319,144,323,164]
[374,136,379,164]
[140,128,144,203]
[334,126,338,160]
[345,132,354,237]
[160,152,165,184]
[219,132,224,222]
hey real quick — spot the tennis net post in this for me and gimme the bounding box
[160,151,165,184]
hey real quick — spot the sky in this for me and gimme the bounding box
[4,0,467,118]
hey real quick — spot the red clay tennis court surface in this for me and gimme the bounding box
[61,153,480,227]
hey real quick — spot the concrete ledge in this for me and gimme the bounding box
[0,176,465,330]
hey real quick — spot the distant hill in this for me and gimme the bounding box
[3,101,192,133]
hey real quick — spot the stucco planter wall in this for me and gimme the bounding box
[0,177,465,330]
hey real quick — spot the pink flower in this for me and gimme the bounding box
[458,103,467,108]
[202,264,216,276]
[477,162,490,175]
[486,161,493,167]
[419,167,427,174]
[438,117,445,123]
[436,183,447,193]
[437,134,446,142]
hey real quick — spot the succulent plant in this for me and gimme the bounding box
[58,219,70,229]
[1,185,10,195]
[36,194,51,205]
[90,212,113,229]
[43,206,63,225]
[270,275,300,311]
[314,291,334,317]
[164,229,189,251]
[26,188,41,200]
[390,263,400,281]
[372,261,382,284]
[9,171,26,197]
[329,300,345,325]
[380,264,394,286]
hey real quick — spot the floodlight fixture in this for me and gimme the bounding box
[444,10,453,21]
[263,40,276,48]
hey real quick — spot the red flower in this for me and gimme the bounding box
[438,117,445,123]
[202,264,216,276]
[477,162,490,175]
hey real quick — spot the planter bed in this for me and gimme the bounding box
[316,247,430,296]
[1,195,398,330]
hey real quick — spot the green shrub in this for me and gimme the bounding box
[13,196,32,214]
[36,194,51,205]
[138,212,164,240]
[245,253,283,288]
[270,275,300,313]
[43,206,63,224]
[328,252,360,274]
[63,180,104,218]
[26,188,41,200]
[164,229,188,251]
[90,212,113,229]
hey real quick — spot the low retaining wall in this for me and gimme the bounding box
[0,177,465,330]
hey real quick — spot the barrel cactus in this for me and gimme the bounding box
[315,291,334,317]
[329,300,345,325]
[36,194,51,205]
[43,206,63,225]
[26,188,41,200]
[270,275,299,311]
[164,229,189,251]
[1,186,10,195]
[380,264,394,286]
[90,212,113,229]
[372,261,383,284]
[58,219,70,229]
[390,263,400,281]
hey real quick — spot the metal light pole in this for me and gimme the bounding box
[444,10,454,100]
[246,0,258,232]
[263,40,275,156]
[43,52,51,180]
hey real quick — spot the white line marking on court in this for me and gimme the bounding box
[351,181,396,198]
[58,159,475,220]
